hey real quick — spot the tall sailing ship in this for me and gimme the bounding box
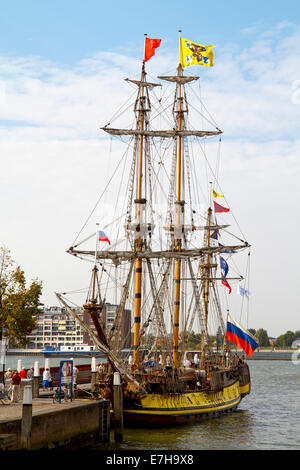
[56,35,258,426]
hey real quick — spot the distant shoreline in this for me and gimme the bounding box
[5,348,298,361]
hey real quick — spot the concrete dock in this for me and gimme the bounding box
[0,396,110,450]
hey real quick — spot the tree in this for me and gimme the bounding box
[275,331,297,348]
[255,328,269,347]
[186,331,202,349]
[0,247,43,347]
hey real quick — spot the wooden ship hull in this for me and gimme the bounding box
[122,363,251,427]
[124,385,247,427]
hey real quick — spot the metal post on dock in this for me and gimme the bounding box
[17,359,22,373]
[113,371,123,443]
[21,383,32,450]
[32,361,40,398]
[91,357,97,392]
[1,338,8,385]
[98,399,110,443]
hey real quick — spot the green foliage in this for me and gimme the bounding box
[184,330,225,349]
[275,330,300,348]
[255,328,269,347]
[186,331,202,348]
[0,247,43,347]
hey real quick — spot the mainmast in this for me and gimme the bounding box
[133,60,146,368]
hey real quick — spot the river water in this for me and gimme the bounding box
[4,356,300,450]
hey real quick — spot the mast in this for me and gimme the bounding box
[173,34,184,369]
[133,51,147,368]
[200,206,212,368]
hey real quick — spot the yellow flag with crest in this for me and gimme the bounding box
[180,38,215,67]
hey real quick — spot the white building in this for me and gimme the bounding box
[27,303,131,350]
[27,306,84,350]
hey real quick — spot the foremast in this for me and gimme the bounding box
[173,63,184,369]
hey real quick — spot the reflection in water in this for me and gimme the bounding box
[115,409,256,450]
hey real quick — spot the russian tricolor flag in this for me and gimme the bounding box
[98,230,110,245]
[226,314,258,357]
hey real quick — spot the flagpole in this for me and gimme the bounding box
[178,29,182,68]
[143,33,147,66]
[222,309,229,357]
[246,249,251,329]
[94,223,99,265]
[209,181,213,209]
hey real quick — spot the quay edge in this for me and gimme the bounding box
[0,398,110,450]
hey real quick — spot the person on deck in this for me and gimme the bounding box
[194,354,200,368]
[183,357,192,367]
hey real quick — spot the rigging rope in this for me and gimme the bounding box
[71,143,132,246]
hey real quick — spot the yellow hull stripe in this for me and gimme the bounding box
[124,382,244,416]
[124,397,241,416]
[239,383,250,395]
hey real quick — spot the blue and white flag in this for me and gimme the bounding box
[237,284,250,298]
[220,256,229,277]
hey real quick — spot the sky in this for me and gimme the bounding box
[0,0,299,337]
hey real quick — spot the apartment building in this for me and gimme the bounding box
[27,306,84,350]
[28,303,131,350]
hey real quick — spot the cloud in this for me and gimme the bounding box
[0,23,299,336]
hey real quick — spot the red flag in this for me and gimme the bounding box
[214,201,230,213]
[221,273,232,294]
[144,37,161,62]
